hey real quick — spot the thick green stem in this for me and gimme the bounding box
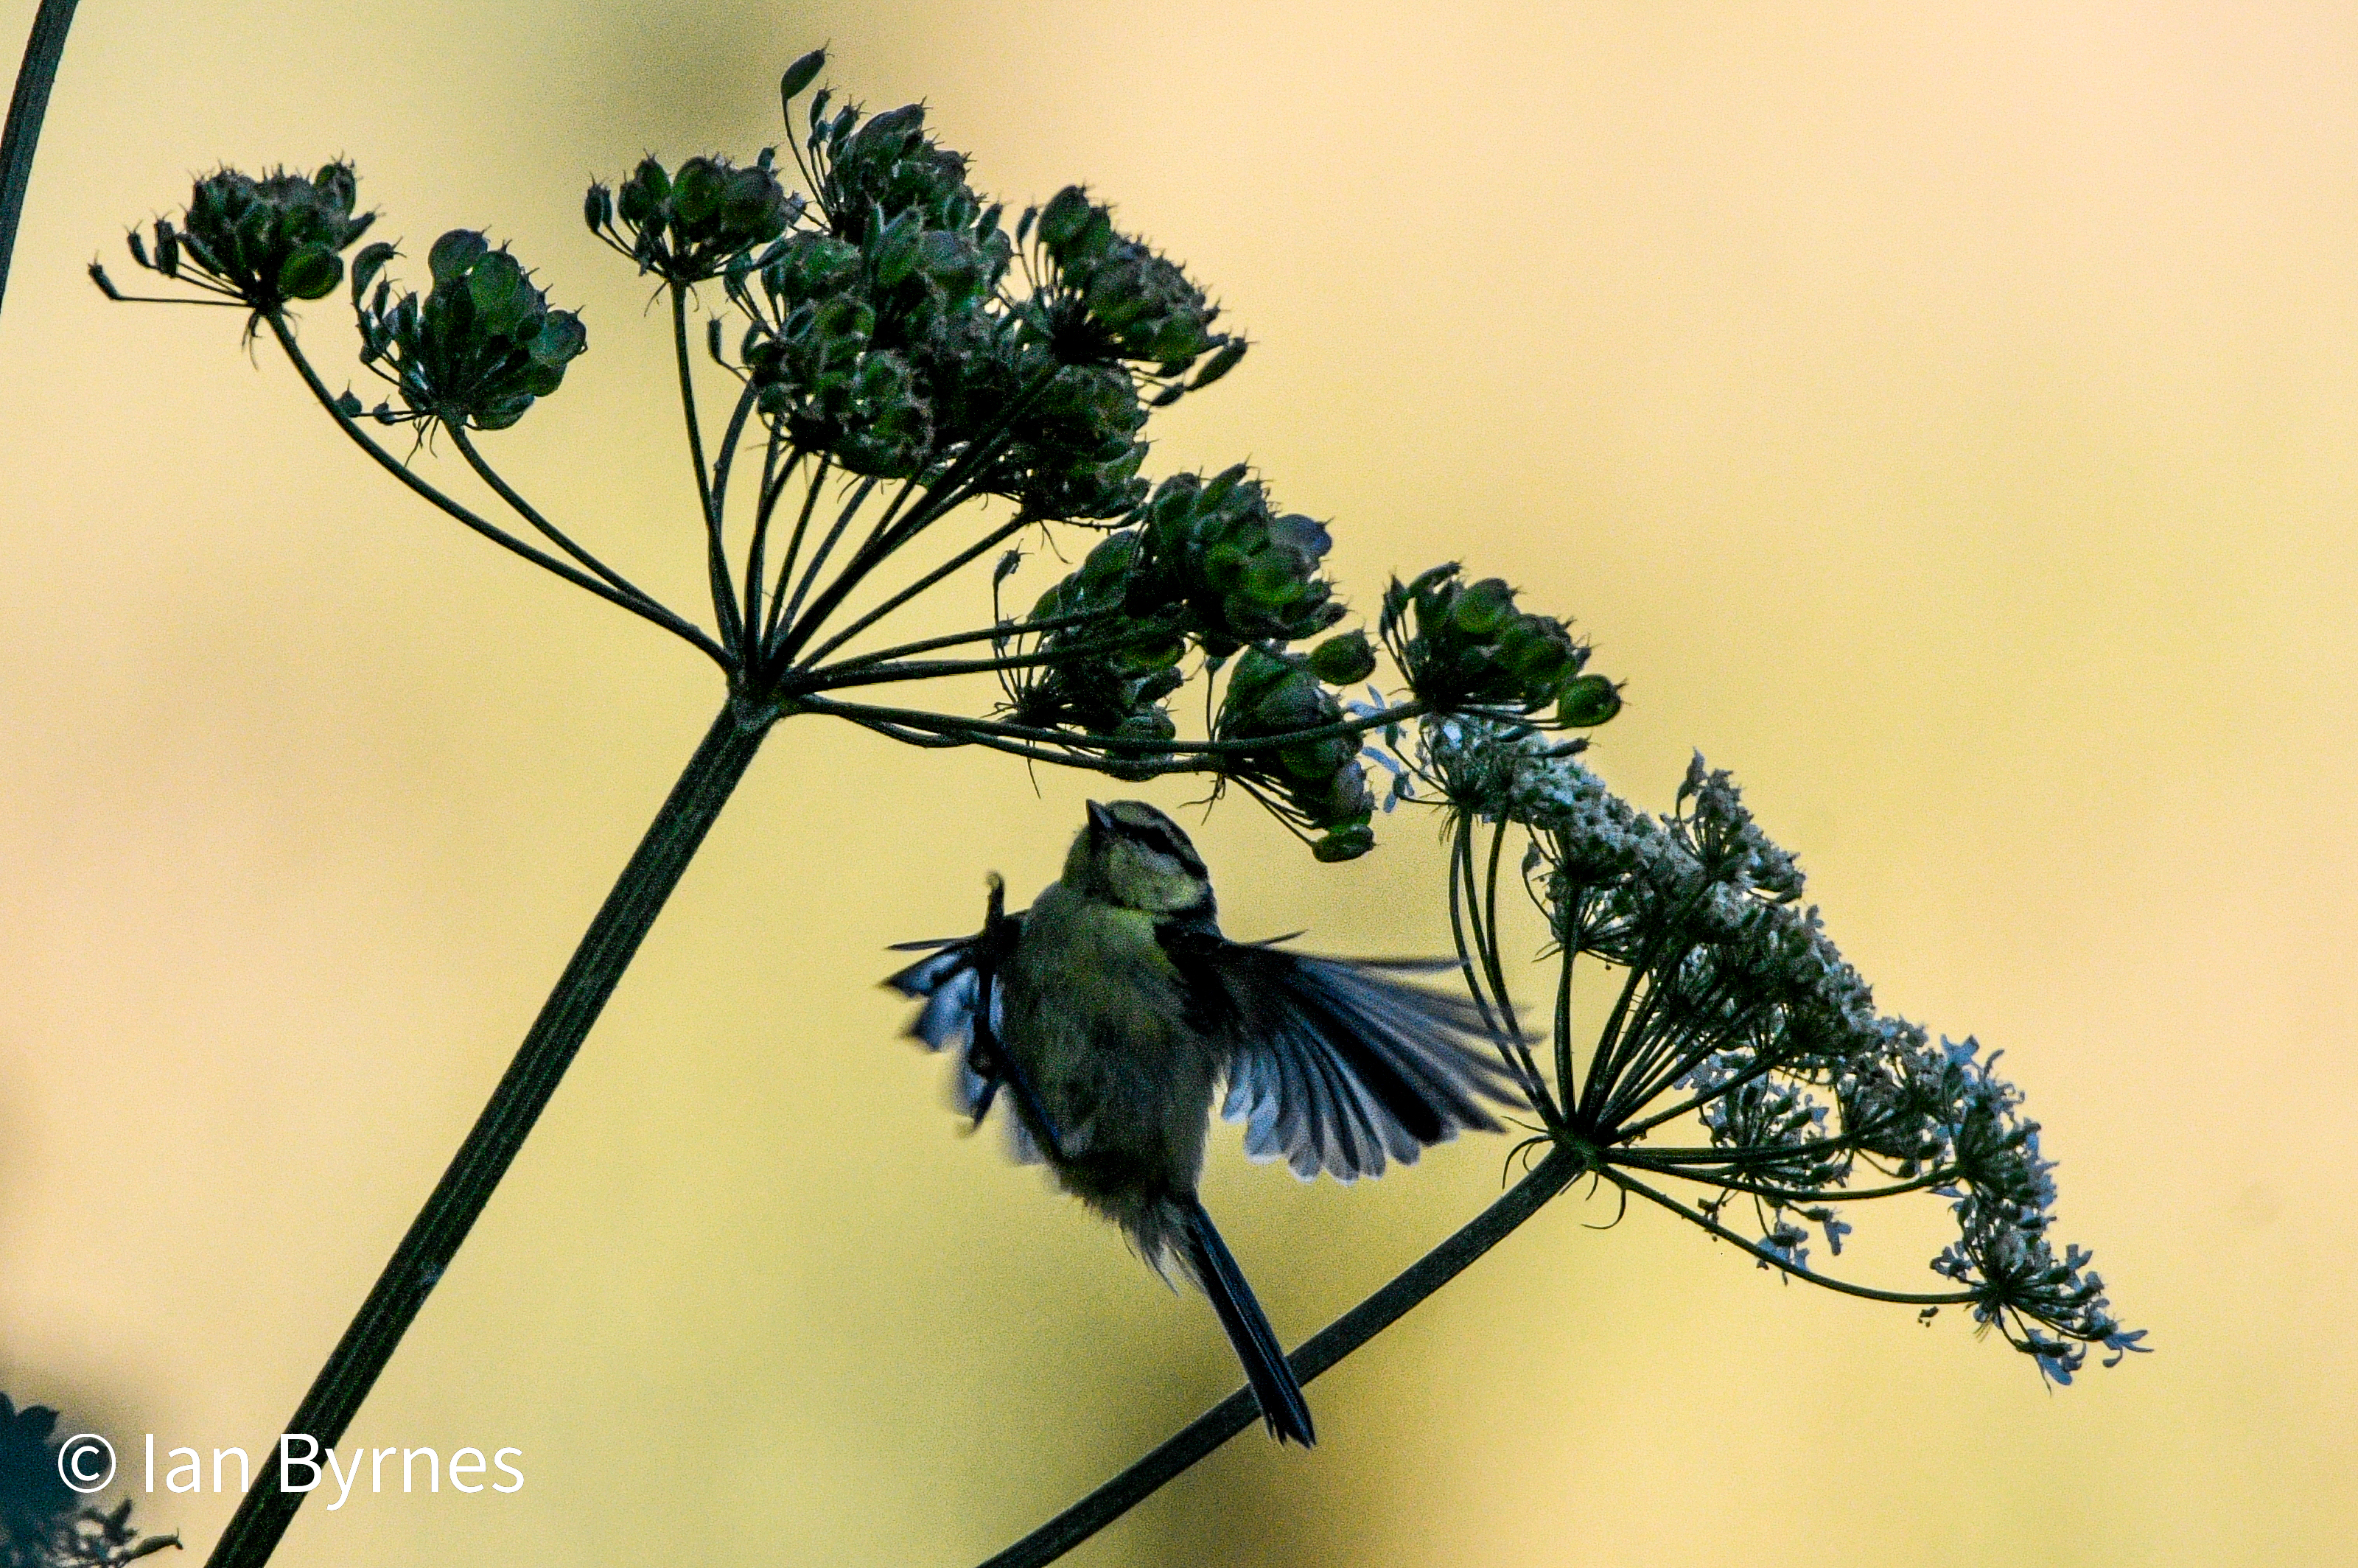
[202,695,774,1568]
[979,1145,1586,1568]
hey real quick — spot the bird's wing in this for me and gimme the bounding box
[1161,931,1526,1182]
[883,913,1044,1166]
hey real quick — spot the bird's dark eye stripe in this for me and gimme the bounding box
[1124,822,1203,873]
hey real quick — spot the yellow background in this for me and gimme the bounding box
[0,3,2347,1564]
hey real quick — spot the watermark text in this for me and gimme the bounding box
[56,1435,524,1510]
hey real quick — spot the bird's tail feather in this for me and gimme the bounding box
[1175,1196,1316,1447]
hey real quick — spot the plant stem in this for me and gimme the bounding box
[446,424,680,623]
[1600,1169,1979,1309]
[797,696,1430,757]
[264,315,731,668]
[202,693,775,1568]
[0,0,77,318]
[979,1144,1586,1568]
[671,282,743,653]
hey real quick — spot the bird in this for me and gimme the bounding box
[884,799,1523,1446]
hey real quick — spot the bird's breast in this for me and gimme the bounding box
[1000,886,1220,1193]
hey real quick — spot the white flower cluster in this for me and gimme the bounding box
[1397,715,2144,1382]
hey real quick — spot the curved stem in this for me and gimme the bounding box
[822,606,1122,672]
[761,452,831,653]
[1612,1133,1875,1170]
[1606,1152,1962,1205]
[795,696,1429,757]
[0,0,77,318]
[1446,817,1511,1049]
[795,696,1169,772]
[744,435,793,645]
[202,696,774,1568]
[798,627,1183,693]
[769,460,984,665]
[444,424,714,650]
[1614,1043,1811,1144]
[1552,911,1576,1122]
[1572,882,1712,1130]
[671,282,742,653]
[1480,813,1555,1119]
[1599,1168,1979,1309]
[794,512,1035,670]
[979,1145,1587,1568]
[1595,995,1743,1136]
[708,377,760,529]
[265,315,732,669]
[770,472,878,658]
[772,367,1057,667]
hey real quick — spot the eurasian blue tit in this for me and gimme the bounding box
[886,800,1520,1446]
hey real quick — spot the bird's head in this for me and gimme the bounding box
[1064,800,1217,917]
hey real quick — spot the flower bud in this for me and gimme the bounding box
[1556,674,1623,728]
[780,46,828,108]
[276,243,343,300]
[1312,823,1376,862]
[1451,578,1514,635]
[1307,629,1377,686]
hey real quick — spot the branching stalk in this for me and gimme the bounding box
[744,435,794,641]
[445,424,680,622]
[793,696,1429,757]
[769,472,879,657]
[796,512,1035,668]
[266,315,732,668]
[824,606,1123,671]
[761,452,832,653]
[799,629,1186,693]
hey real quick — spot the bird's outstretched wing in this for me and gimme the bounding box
[1163,931,1526,1181]
[882,884,1045,1165]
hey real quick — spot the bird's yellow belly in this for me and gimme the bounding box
[1001,889,1219,1204]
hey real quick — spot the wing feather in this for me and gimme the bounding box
[1193,942,1525,1182]
[882,915,1041,1165]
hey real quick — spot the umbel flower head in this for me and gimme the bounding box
[992,463,1382,853]
[1019,184,1235,377]
[587,152,803,284]
[694,84,1174,517]
[1383,564,1619,726]
[1212,642,1379,860]
[348,231,587,430]
[103,162,376,313]
[1133,468,1345,655]
[1403,721,2145,1383]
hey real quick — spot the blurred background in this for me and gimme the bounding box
[0,1,2349,1563]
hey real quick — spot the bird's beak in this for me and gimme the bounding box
[1086,799,1116,841]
